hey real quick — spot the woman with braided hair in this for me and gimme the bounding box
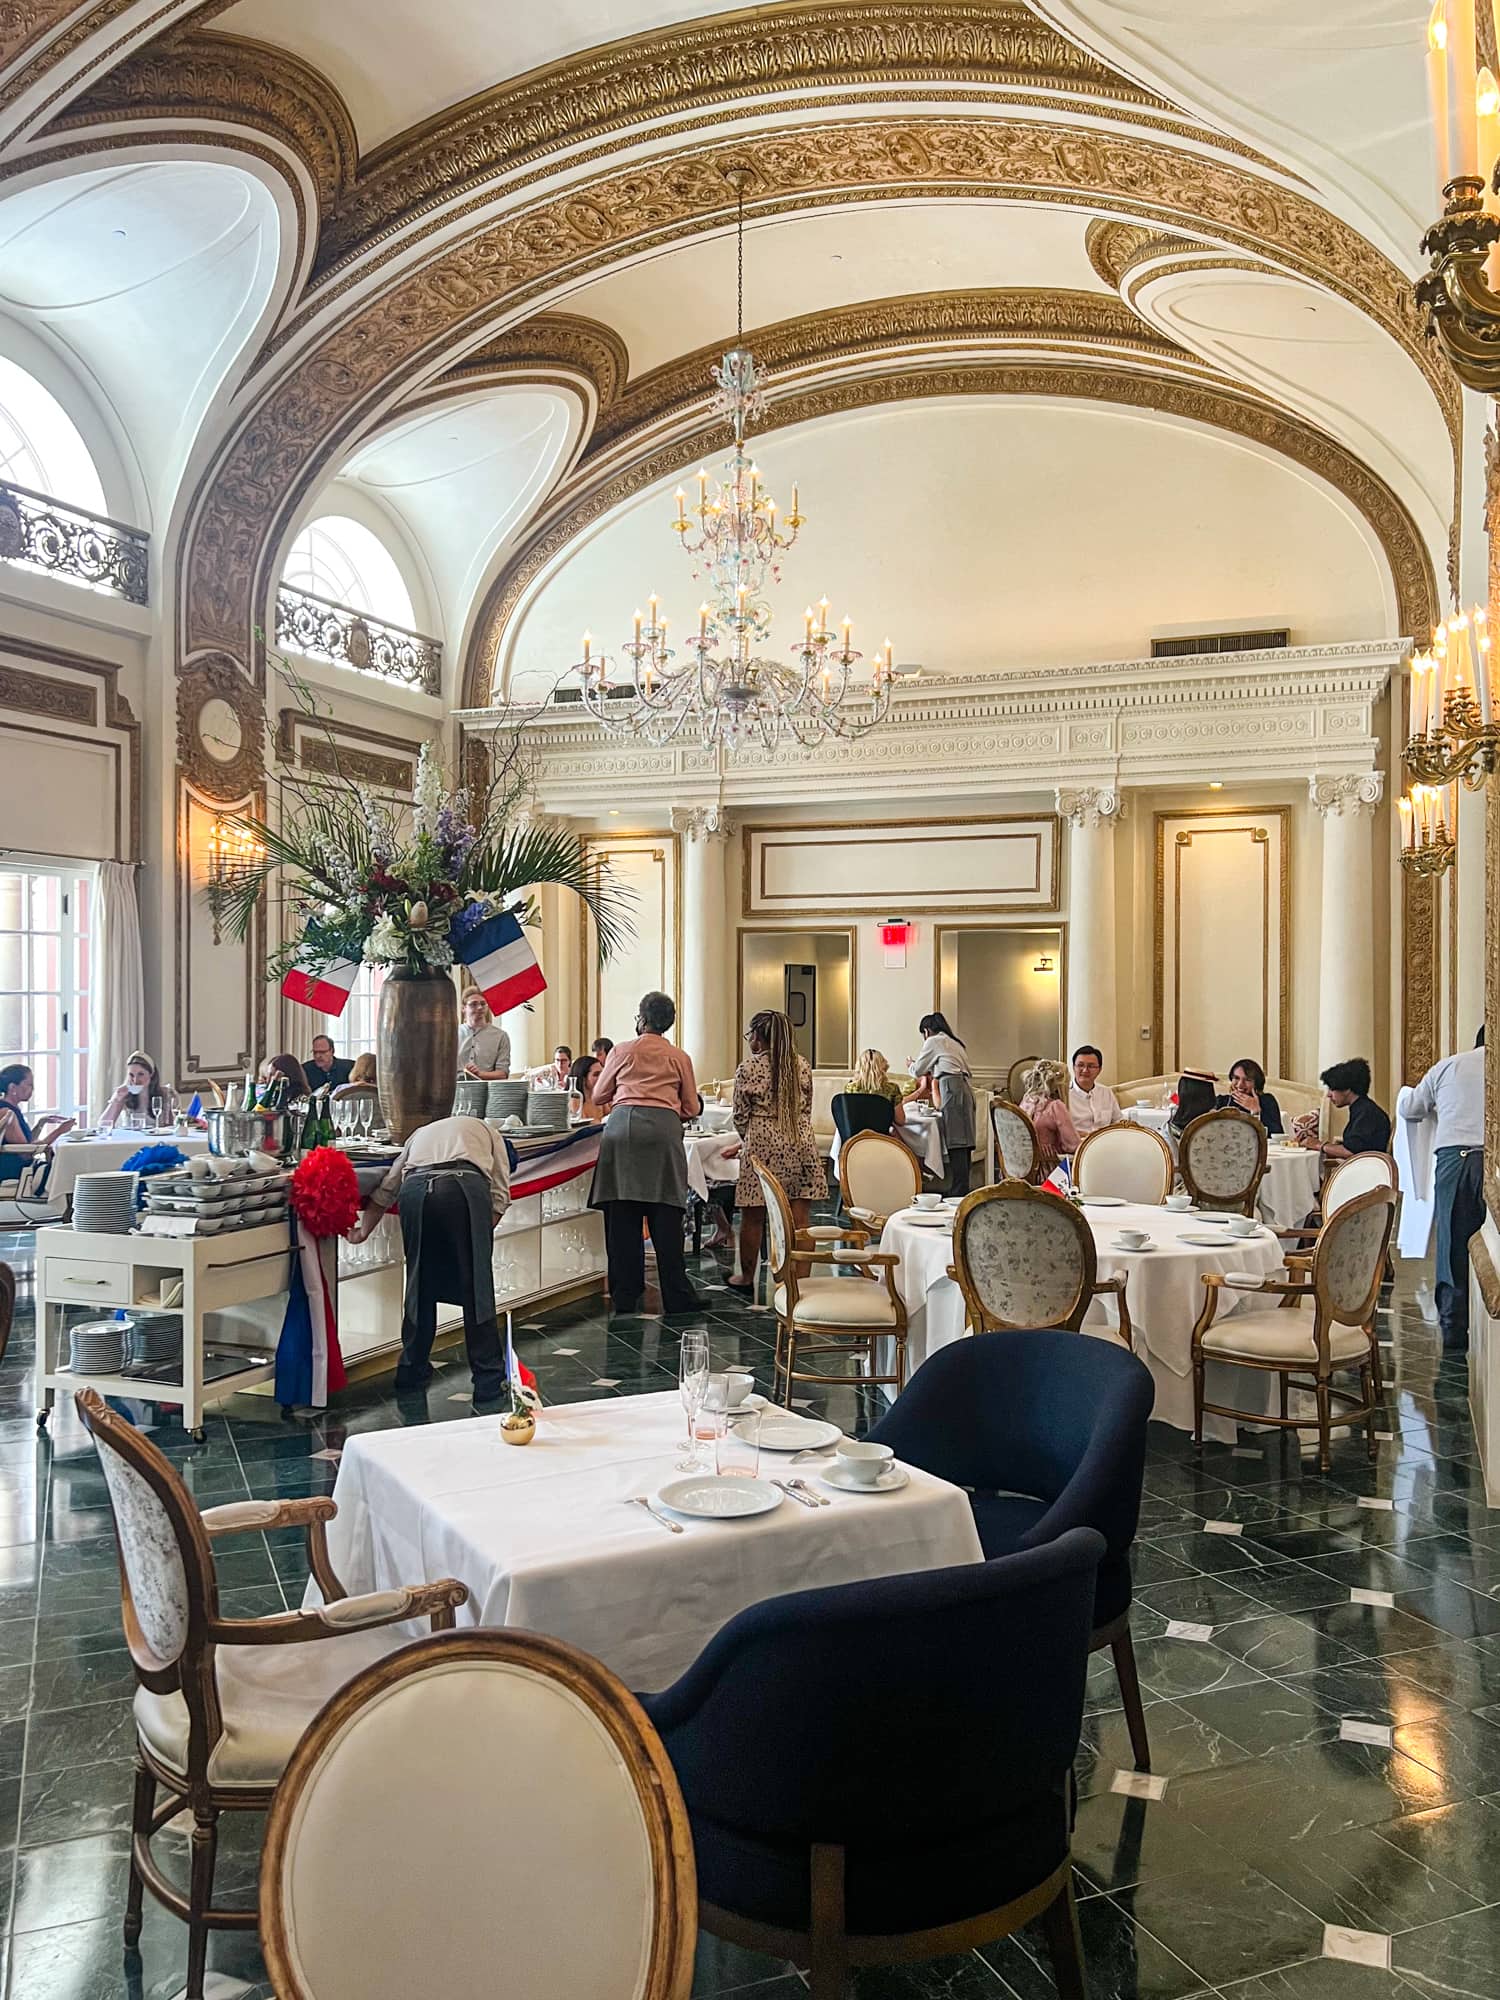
[729,1007,827,1295]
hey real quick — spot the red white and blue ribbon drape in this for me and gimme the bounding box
[277,1224,348,1409]
[506,1123,603,1201]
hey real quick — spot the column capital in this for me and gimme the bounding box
[1308,772,1384,819]
[1055,786,1124,831]
[671,804,735,842]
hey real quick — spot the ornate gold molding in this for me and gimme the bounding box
[1087,218,1182,290]
[275,707,420,793]
[434,313,629,413]
[182,113,1456,672]
[318,2,1176,271]
[590,286,1182,453]
[49,27,358,211]
[464,349,1438,706]
[176,653,264,801]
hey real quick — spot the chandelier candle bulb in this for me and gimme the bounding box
[1479,67,1500,203]
[1449,0,1479,174]
[1431,2,1452,190]
[1400,796,1414,851]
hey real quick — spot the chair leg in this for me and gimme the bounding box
[1191,1358,1205,1448]
[1370,1331,1385,1402]
[1040,1873,1089,2000]
[1111,1627,1151,1771]
[1278,1372,1289,1422]
[780,1329,798,1408]
[1316,1378,1333,1474]
[184,1804,219,2000]
[123,1753,154,1950]
[1363,1365,1377,1459]
[807,1843,848,2000]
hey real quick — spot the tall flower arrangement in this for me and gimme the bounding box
[209,703,630,983]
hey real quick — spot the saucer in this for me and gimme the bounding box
[1081,1194,1127,1208]
[904,1212,953,1229]
[819,1462,910,1495]
[1112,1239,1157,1253]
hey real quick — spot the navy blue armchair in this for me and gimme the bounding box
[642,1529,1103,2000]
[869,1329,1156,1769]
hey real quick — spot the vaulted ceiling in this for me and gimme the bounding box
[0,1,1450,706]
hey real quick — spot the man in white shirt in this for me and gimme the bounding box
[1401,1029,1485,1352]
[458,991,511,1080]
[353,1115,512,1406]
[1068,1045,1122,1137]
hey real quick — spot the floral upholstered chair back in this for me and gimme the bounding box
[1178,1108,1267,1214]
[77,1387,208,1679]
[990,1100,1040,1183]
[1313,1187,1396,1332]
[754,1161,795,1282]
[952,1185,1095,1333]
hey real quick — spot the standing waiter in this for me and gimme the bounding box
[350,1114,511,1407]
[1401,1028,1485,1354]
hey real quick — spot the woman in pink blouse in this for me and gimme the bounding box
[1020,1059,1080,1178]
[588,990,703,1318]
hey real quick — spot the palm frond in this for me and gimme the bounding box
[465,823,635,959]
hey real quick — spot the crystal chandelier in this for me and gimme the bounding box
[574,167,895,751]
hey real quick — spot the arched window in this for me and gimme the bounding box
[0,353,106,514]
[282,515,416,630]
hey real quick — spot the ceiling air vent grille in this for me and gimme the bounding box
[1150,629,1290,658]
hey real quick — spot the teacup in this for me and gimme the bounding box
[704,1370,755,1410]
[1228,1216,1259,1237]
[1115,1229,1149,1250]
[913,1192,944,1211]
[1164,1193,1192,1212]
[836,1438,894,1486]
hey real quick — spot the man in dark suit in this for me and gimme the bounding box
[305,1034,353,1090]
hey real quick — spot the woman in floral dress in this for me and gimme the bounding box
[729,1009,827,1294]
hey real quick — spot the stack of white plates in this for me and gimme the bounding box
[526,1089,570,1131]
[69,1317,127,1373]
[125,1316,182,1368]
[72,1172,137,1234]
[488,1079,529,1121]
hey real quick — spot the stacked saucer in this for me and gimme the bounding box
[72,1172,137,1234]
[487,1079,529,1121]
[69,1317,128,1374]
[526,1089,571,1132]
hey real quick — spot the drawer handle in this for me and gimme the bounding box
[66,1277,110,1286]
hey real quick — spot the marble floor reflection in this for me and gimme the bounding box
[0,1227,1496,1998]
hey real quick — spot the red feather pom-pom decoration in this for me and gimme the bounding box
[288,1146,362,1238]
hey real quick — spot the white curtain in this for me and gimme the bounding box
[88,861,144,1122]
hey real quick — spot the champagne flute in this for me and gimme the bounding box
[360,1098,374,1141]
[676,1329,710,1471]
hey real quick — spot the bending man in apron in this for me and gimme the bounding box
[352,1114,511,1408]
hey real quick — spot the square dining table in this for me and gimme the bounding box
[315,1390,983,1692]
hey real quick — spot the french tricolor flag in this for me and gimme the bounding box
[281,958,361,1016]
[457,910,547,1015]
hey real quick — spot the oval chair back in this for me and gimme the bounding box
[1073,1125,1173,1206]
[1177,1107,1267,1214]
[1006,1056,1046,1103]
[990,1099,1040,1183]
[1323,1150,1397,1219]
[261,1631,697,2000]
[754,1159,797,1286]
[952,1184,1096,1333]
[830,1092,895,1146]
[1311,1185,1398,1354]
[839,1129,920,1225]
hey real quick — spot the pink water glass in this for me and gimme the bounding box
[716,1406,762,1479]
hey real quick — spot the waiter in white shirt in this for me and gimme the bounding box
[1068,1045,1122,1137]
[351,1115,512,1406]
[458,990,512,1080]
[1401,1028,1485,1353]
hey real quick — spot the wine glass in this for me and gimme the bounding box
[676,1329,710,1471]
[359,1098,374,1141]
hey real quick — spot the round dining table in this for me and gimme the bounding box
[828,1105,945,1181]
[1258,1142,1321,1230]
[877,1197,1287,1441]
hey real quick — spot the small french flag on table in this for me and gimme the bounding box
[457,910,547,1014]
[281,957,361,1016]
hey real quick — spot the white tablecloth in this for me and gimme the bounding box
[683,1131,742,1202]
[1122,1105,1172,1134]
[1258,1144,1322,1230]
[878,1200,1286,1441]
[315,1390,983,1692]
[828,1106,945,1181]
[48,1132,208,1201]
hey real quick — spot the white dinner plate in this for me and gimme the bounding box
[656,1475,783,1520]
[1081,1195,1128,1208]
[1180,1232,1244,1248]
[819,1462,911,1496]
[1197,1213,1237,1226]
[757,1413,842,1453]
[903,1212,953,1229]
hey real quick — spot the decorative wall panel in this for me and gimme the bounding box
[579,833,680,1048]
[742,817,1060,918]
[0,640,139,863]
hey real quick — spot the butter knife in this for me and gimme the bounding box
[773,1478,821,1510]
